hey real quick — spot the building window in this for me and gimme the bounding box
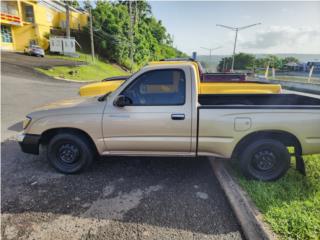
[1,1,19,16]
[1,25,13,43]
[23,4,34,23]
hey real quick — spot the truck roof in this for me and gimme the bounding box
[149,58,199,66]
[148,59,202,73]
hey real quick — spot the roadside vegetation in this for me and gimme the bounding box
[233,154,320,240]
[217,53,300,72]
[36,53,128,81]
[89,1,187,70]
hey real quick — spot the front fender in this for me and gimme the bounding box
[26,114,104,154]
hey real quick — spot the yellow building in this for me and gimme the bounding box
[0,0,88,51]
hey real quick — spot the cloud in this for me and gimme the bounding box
[241,15,252,20]
[240,26,320,51]
[281,8,290,13]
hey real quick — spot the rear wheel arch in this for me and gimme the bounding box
[232,130,302,159]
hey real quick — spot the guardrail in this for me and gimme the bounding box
[258,77,320,95]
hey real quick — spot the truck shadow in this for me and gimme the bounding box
[1,139,242,238]
[7,121,23,132]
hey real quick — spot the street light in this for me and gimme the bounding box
[216,23,261,72]
[200,46,222,57]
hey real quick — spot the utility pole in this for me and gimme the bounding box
[308,64,314,83]
[129,1,134,72]
[89,7,95,62]
[200,46,222,71]
[66,4,70,38]
[201,46,222,58]
[232,29,238,71]
[217,23,261,72]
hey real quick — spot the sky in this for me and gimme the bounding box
[149,1,320,56]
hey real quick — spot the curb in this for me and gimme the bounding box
[209,158,277,240]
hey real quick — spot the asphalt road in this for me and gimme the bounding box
[1,52,243,239]
[1,52,83,140]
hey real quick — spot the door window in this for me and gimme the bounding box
[122,69,186,105]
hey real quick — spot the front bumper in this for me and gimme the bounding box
[18,133,41,155]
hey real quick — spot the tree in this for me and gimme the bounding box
[218,54,301,72]
[255,57,269,68]
[264,55,282,69]
[89,0,186,69]
[83,0,92,10]
[63,0,79,8]
[217,53,255,72]
[283,56,299,64]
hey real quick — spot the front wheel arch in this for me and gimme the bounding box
[40,127,98,156]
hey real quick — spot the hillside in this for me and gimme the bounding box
[36,53,129,82]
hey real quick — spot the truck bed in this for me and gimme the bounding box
[198,94,320,108]
[197,93,320,158]
[202,73,246,82]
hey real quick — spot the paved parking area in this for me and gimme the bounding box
[1,51,85,69]
[1,52,83,140]
[1,52,243,239]
[2,141,242,240]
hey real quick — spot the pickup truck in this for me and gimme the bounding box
[79,60,281,97]
[19,60,320,181]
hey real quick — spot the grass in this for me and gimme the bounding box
[232,154,320,240]
[45,52,91,62]
[36,52,129,82]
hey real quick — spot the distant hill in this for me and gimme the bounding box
[254,54,320,62]
[197,54,320,72]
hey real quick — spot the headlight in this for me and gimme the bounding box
[23,116,32,129]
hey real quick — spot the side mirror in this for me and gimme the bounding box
[113,95,132,107]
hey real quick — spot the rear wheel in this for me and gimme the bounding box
[47,133,94,173]
[239,139,290,181]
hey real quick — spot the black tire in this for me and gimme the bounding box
[239,139,290,181]
[47,133,94,174]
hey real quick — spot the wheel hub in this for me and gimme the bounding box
[253,150,276,171]
[58,143,79,163]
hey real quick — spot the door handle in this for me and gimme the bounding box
[171,113,185,120]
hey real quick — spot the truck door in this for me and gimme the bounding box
[103,67,192,155]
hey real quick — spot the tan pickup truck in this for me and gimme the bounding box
[19,60,320,181]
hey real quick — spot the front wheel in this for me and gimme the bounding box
[239,139,290,181]
[47,133,94,173]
